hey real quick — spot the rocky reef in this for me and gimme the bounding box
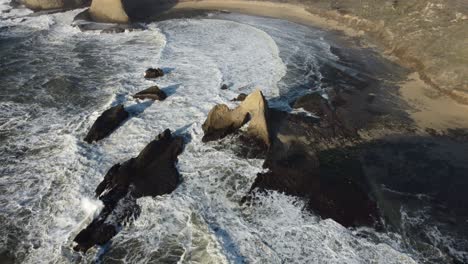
[74,129,184,252]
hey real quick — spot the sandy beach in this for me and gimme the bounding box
[169,0,468,132]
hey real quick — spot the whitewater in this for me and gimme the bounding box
[0,2,464,263]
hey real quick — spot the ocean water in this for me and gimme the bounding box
[0,2,465,263]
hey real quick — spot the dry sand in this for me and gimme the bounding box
[171,0,468,131]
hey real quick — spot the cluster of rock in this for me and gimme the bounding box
[203,87,381,228]
[79,78,382,253]
[75,129,184,252]
[75,68,176,251]
[84,68,165,144]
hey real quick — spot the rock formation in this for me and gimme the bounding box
[74,129,184,252]
[202,90,270,146]
[249,109,381,228]
[144,68,164,79]
[84,104,129,143]
[89,0,129,23]
[133,85,167,101]
[20,0,89,10]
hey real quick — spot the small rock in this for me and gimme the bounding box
[231,93,247,102]
[133,85,167,101]
[144,68,164,79]
[220,84,228,90]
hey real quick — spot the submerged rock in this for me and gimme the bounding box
[202,90,270,146]
[19,0,89,11]
[74,129,184,252]
[133,85,167,101]
[292,92,328,117]
[144,68,164,79]
[84,104,129,144]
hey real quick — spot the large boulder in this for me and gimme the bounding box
[20,0,89,10]
[202,90,271,146]
[84,104,129,143]
[89,0,129,23]
[74,129,184,252]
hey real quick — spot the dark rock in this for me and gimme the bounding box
[84,105,129,143]
[251,140,320,197]
[292,92,328,116]
[231,93,247,102]
[248,109,380,228]
[100,26,125,34]
[220,84,228,90]
[74,129,184,252]
[133,85,167,101]
[291,91,357,138]
[144,68,164,79]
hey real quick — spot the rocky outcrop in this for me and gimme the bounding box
[74,129,184,252]
[84,104,129,144]
[144,68,164,79]
[202,90,270,146]
[89,0,129,23]
[20,0,89,10]
[249,109,381,228]
[133,85,167,101]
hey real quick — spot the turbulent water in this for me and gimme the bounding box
[0,2,466,263]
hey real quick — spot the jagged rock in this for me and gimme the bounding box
[133,85,167,101]
[84,104,129,143]
[202,90,270,146]
[231,93,247,102]
[20,0,89,11]
[144,68,164,79]
[74,129,184,252]
[89,0,129,23]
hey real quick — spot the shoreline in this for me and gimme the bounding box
[165,0,468,131]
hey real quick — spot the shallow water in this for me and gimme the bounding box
[0,2,466,263]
